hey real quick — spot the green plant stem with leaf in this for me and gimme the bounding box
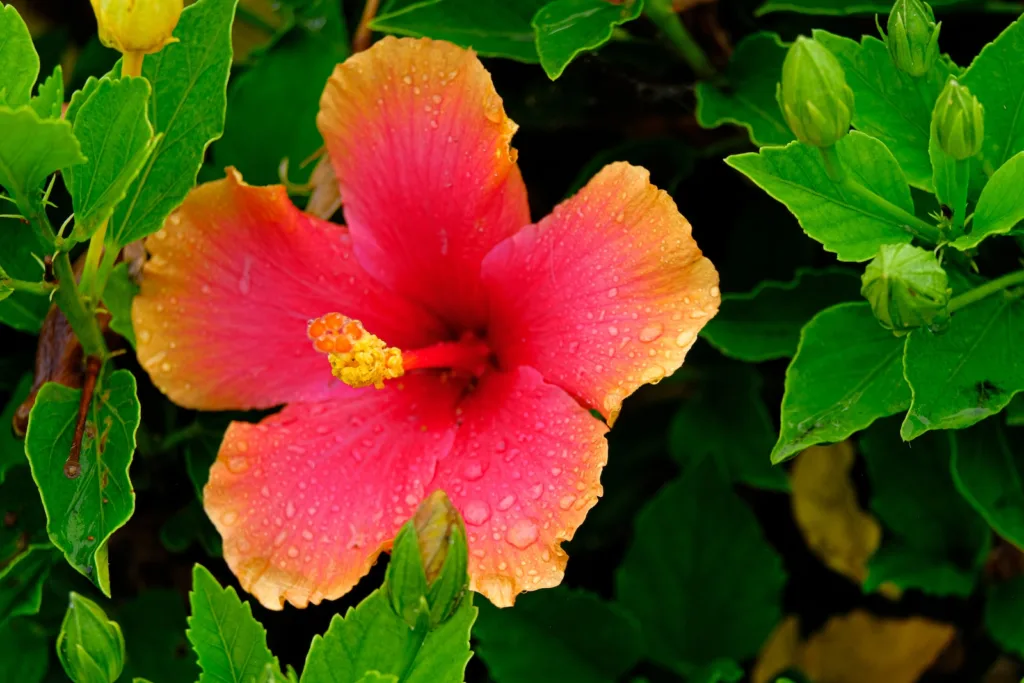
[948,269,1024,313]
[819,145,942,245]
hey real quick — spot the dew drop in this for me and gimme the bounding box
[506,519,538,549]
[497,494,516,511]
[642,366,666,382]
[226,456,248,474]
[639,323,664,342]
[526,483,543,499]
[287,546,299,558]
[463,500,491,526]
[675,330,695,347]
[286,501,296,518]
[558,495,576,510]
[463,460,485,481]
[222,511,238,526]
[607,287,618,298]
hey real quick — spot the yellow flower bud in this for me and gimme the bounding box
[90,0,183,57]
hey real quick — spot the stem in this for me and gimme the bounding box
[948,269,1024,313]
[818,145,942,245]
[65,356,102,479]
[52,251,108,359]
[396,614,431,682]
[93,242,121,304]
[2,278,55,295]
[644,1,718,82]
[121,52,144,78]
[79,219,108,304]
[353,0,380,53]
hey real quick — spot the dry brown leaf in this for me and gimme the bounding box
[790,442,881,584]
[754,611,956,683]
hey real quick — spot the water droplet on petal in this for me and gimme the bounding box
[221,511,238,526]
[463,461,485,481]
[607,287,618,298]
[463,500,491,526]
[558,495,576,510]
[675,330,695,347]
[226,456,248,474]
[639,323,664,342]
[506,519,538,549]
[497,494,516,511]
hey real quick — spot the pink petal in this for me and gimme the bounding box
[430,366,608,607]
[318,36,530,330]
[482,163,720,425]
[133,169,446,411]
[203,374,465,610]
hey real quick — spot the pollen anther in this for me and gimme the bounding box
[307,314,404,389]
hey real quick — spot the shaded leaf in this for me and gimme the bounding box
[695,31,794,147]
[532,0,643,80]
[0,618,50,683]
[120,589,200,683]
[63,77,158,240]
[754,612,955,683]
[0,374,32,482]
[813,30,957,191]
[187,564,280,683]
[24,369,141,595]
[986,575,1024,657]
[790,442,880,585]
[474,587,642,683]
[861,418,989,596]
[108,0,237,247]
[371,0,547,63]
[669,362,788,491]
[902,293,1024,440]
[772,303,910,463]
[951,418,1024,550]
[29,64,63,119]
[0,545,57,624]
[161,500,223,557]
[616,460,786,675]
[726,132,915,262]
[701,268,861,362]
[0,221,50,333]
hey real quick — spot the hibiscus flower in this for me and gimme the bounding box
[132,36,719,610]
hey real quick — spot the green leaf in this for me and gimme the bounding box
[474,587,642,683]
[812,31,956,191]
[695,32,794,147]
[372,0,547,63]
[701,268,861,362]
[160,500,222,557]
[860,418,989,596]
[691,660,744,683]
[119,590,200,683]
[0,107,84,202]
[0,545,57,624]
[301,590,476,683]
[0,221,51,332]
[29,65,64,119]
[108,0,237,247]
[985,575,1024,657]
[355,674,399,683]
[616,460,786,675]
[1008,394,1024,427]
[215,19,348,186]
[756,0,963,15]
[0,5,39,106]
[772,302,910,463]
[24,369,141,595]
[0,467,48,562]
[64,77,158,240]
[187,564,281,683]
[103,262,138,348]
[902,293,1024,440]
[950,418,1024,549]
[725,131,915,261]
[669,363,788,492]
[952,150,1024,250]
[0,374,32,482]
[961,15,1024,172]
[532,0,643,80]
[0,618,50,683]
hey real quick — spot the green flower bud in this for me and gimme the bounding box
[933,79,984,160]
[777,36,855,148]
[386,490,469,629]
[56,593,126,683]
[861,244,950,334]
[882,0,941,77]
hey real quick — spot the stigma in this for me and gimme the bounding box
[307,313,404,389]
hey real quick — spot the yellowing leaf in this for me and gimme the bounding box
[790,442,880,584]
[754,611,956,683]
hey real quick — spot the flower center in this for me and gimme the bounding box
[308,313,492,389]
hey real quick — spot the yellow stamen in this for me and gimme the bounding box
[307,314,404,389]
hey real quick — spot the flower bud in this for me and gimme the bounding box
[777,36,855,148]
[883,0,941,77]
[57,593,126,683]
[386,490,469,629]
[933,79,984,161]
[90,0,183,56]
[861,244,950,334]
